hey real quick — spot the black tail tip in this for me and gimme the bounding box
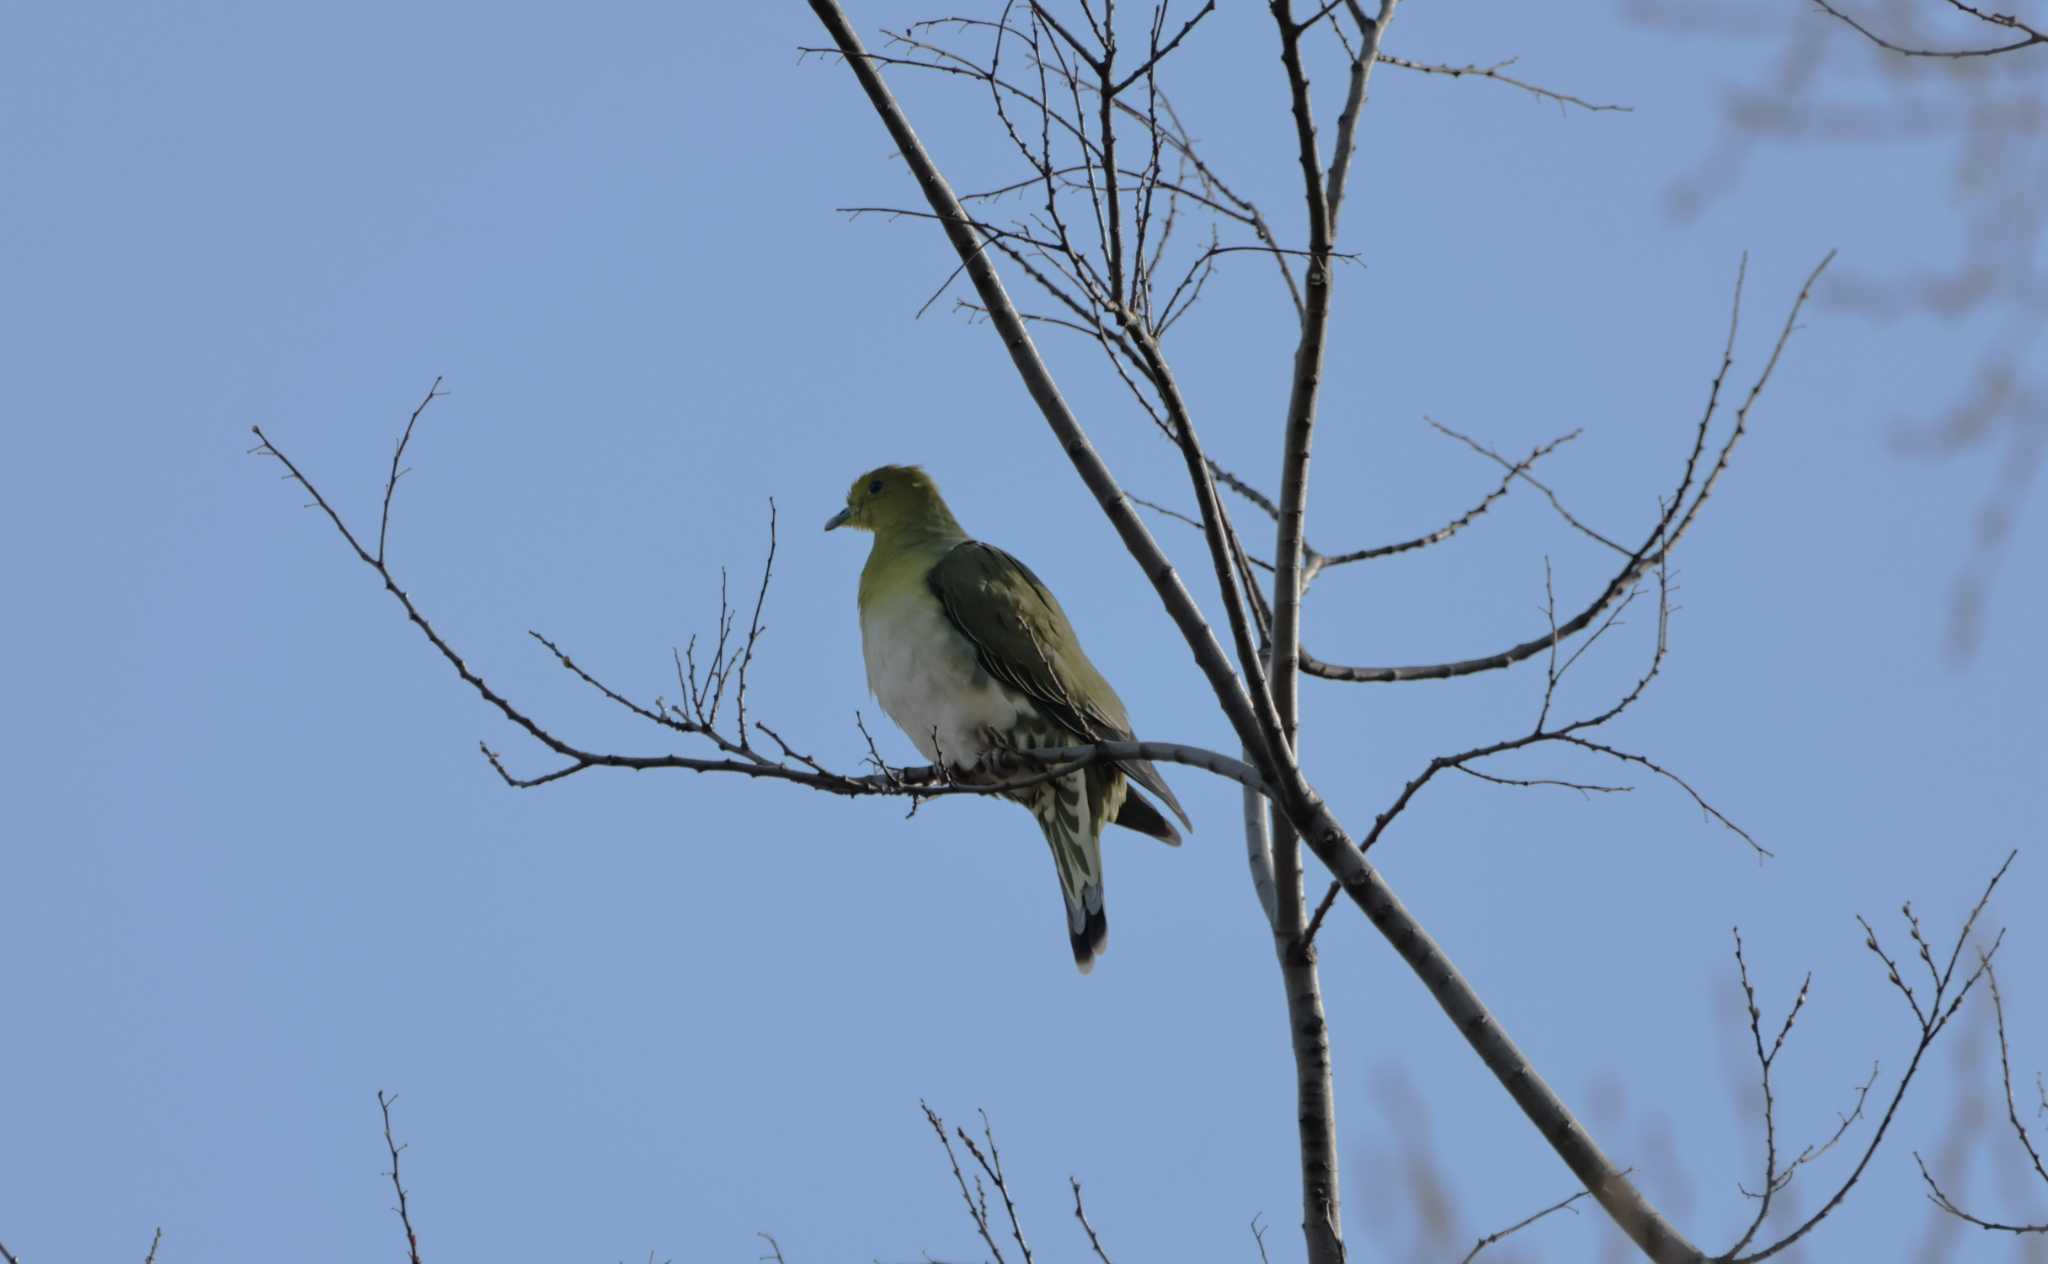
[1069,906,1108,974]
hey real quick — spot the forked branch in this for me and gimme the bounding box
[249,411,1263,807]
[1720,853,2017,1262]
[1300,253,1834,684]
[1304,550,1761,946]
[1914,955,2048,1236]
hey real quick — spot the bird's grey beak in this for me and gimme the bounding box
[823,507,852,532]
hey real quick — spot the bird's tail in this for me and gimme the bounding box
[1028,765,1124,973]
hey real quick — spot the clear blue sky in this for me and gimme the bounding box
[3,3,2042,1261]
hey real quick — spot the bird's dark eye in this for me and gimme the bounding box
[868,479,883,495]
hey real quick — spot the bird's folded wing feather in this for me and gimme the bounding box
[927,541,1192,831]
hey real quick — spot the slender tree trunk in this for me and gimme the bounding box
[1251,798,1345,1261]
[1261,5,1395,1258]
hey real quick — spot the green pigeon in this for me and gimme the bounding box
[826,465,1191,972]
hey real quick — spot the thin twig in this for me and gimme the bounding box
[378,1091,423,1264]
[1812,0,2045,58]
[1914,956,2048,1235]
[1310,428,1583,575]
[1461,1181,1600,1261]
[1722,927,1813,1254]
[958,1110,1034,1264]
[1377,52,1631,114]
[1426,420,1625,555]
[378,377,446,566]
[1070,1178,1115,1263]
[922,1102,1008,1263]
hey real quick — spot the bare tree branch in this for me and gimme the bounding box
[922,1102,1011,1263]
[1426,420,1627,555]
[1666,0,2045,658]
[1377,52,1632,114]
[1915,956,2048,1235]
[1461,1181,1600,1261]
[251,418,1265,810]
[1299,253,1833,685]
[1721,929,1814,1256]
[1154,427,1585,581]
[1308,428,1585,576]
[1724,852,2017,1262]
[379,1091,424,1264]
[1070,1178,1115,1263]
[377,377,446,566]
[1261,5,1396,1256]
[1304,551,1760,944]
[1110,1,1216,94]
[958,1109,1035,1264]
[1811,0,2046,58]
[838,16,1306,319]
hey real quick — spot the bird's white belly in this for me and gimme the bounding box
[861,591,1031,766]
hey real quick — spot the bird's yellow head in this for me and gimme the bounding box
[823,465,962,536]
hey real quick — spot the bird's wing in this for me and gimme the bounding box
[927,541,1192,831]
[1112,790,1183,846]
[927,541,1122,739]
